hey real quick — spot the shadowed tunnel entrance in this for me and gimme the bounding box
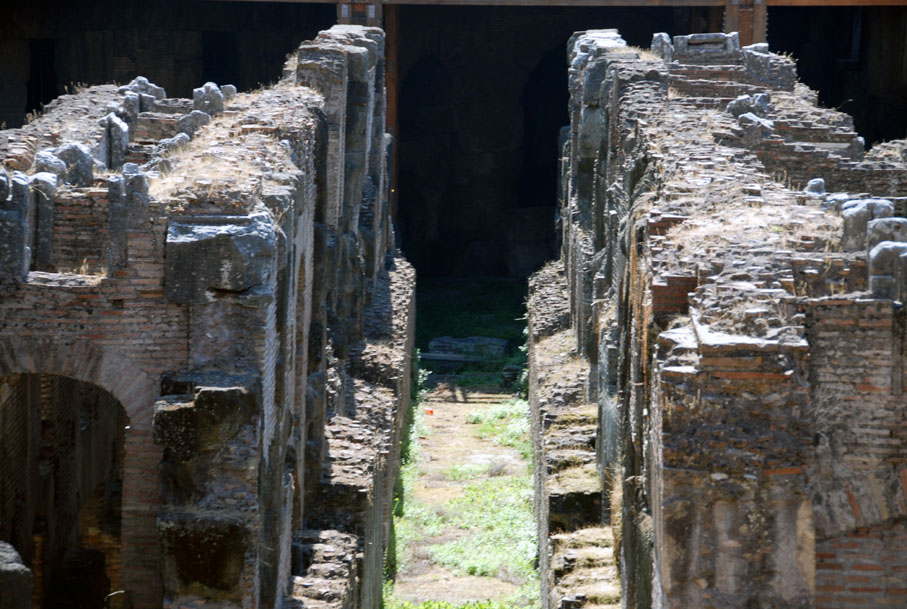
[394,6,695,278]
[0,374,127,609]
[393,5,907,279]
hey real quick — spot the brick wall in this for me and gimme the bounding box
[815,522,907,608]
[49,187,110,274]
[540,29,907,609]
[0,22,403,609]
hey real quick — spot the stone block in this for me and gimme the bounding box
[0,542,33,609]
[737,112,774,142]
[121,91,141,120]
[151,132,190,158]
[177,110,210,137]
[107,176,129,269]
[192,82,224,115]
[30,172,57,269]
[165,211,277,303]
[297,43,349,119]
[727,94,771,118]
[428,336,508,358]
[868,240,907,299]
[673,32,741,63]
[866,217,907,249]
[221,84,237,101]
[118,75,166,101]
[158,513,247,599]
[33,149,67,178]
[743,45,797,90]
[0,171,32,281]
[841,198,894,251]
[55,142,94,186]
[98,112,129,170]
[650,32,673,63]
[153,385,258,460]
[804,177,825,195]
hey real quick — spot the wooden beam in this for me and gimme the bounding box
[766,0,907,5]
[381,0,726,5]
[385,4,400,223]
[724,0,740,33]
[204,0,906,6]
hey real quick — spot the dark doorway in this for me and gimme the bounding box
[518,45,569,212]
[398,55,458,277]
[395,6,680,279]
[0,374,127,609]
[768,6,907,146]
[202,31,241,90]
[26,39,58,117]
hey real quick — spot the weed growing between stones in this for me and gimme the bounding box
[429,476,536,581]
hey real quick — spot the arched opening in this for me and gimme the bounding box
[398,54,459,277]
[0,374,127,609]
[507,43,571,277]
[768,5,907,146]
[395,5,680,280]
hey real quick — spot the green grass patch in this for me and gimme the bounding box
[466,399,532,461]
[383,589,529,609]
[445,463,489,481]
[430,475,536,580]
[386,297,538,609]
[416,279,527,352]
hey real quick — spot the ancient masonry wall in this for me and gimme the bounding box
[529,30,907,609]
[0,24,413,609]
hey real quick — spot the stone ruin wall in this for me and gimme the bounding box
[529,30,907,609]
[0,24,414,609]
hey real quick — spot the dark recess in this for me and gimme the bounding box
[397,6,697,279]
[26,39,58,116]
[768,6,907,146]
[202,31,241,89]
[0,0,335,128]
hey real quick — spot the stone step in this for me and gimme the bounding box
[554,575,621,607]
[552,545,615,576]
[551,526,614,552]
[283,597,336,609]
[545,435,595,456]
[545,448,597,474]
[548,463,601,531]
[420,351,481,363]
[548,404,598,427]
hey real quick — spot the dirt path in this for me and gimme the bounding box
[391,380,534,605]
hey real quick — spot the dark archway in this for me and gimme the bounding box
[395,5,680,279]
[768,6,907,146]
[0,337,161,608]
[0,374,127,609]
[518,44,569,212]
[398,54,460,277]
